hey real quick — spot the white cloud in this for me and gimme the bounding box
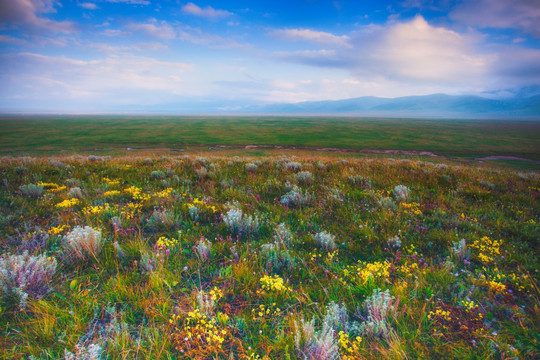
[178,26,249,49]
[0,35,28,45]
[79,3,98,10]
[271,28,351,47]
[101,29,129,37]
[371,15,490,82]
[181,2,232,19]
[0,53,195,108]
[0,0,75,33]
[125,19,176,39]
[450,0,540,37]
[275,16,492,88]
[104,0,150,5]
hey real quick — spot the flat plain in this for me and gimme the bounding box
[0,117,538,359]
[1,116,539,161]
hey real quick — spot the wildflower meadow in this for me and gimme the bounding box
[0,153,538,359]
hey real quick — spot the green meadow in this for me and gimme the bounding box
[0,117,538,359]
[1,116,539,160]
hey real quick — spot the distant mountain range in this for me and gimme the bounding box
[245,92,540,118]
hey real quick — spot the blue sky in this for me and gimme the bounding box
[1,0,540,112]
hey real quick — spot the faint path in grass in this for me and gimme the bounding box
[3,143,540,166]
[216,144,441,157]
[473,155,540,164]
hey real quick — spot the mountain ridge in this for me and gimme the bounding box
[245,93,540,118]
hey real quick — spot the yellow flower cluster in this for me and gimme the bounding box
[103,177,120,186]
[338,331,362,360]
[461,299,479,312]
[251,303,281,320]
[401,202,422,215]
[155,236,179,249]
[309,251,322,262]
[309,250,338,262]
[327,250,338,262]
[509,273,529,292]
[38,182,66,192]
[56,198,79,208]
[182,308,229,347]
[487,280,507,294]
[155,188,173,198]
[478,268,507,294]
[343,260,391,284]
[120,202,142,221]
[404,244,419,256]
[428,309,451,322]
[259,275,291,293]
[48,224,66,235]
[461,299,484,320]
[186,198,218,213]
[208,287,224,301]
[123,186,151,201]
[398,262,419,278]
[103,190,121,197]
[470,236,502,263]
[82,203,110,215]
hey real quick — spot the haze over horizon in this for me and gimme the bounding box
[1,0,540,113]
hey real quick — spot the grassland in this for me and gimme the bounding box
[1,116,539,160]
[0,152,538,359]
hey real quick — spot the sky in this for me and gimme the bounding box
[1,0,540,112]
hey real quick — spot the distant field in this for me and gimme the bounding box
[1,116,539,160]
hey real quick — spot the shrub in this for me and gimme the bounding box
[323,301,350,333]
[64,344,104,360]
[284,161,302,172]
[223,208,260,237]
[245,163,258,173]
[313,231,336,251]
[378,196,397,211]
[0,251,57,309]
[194,237,212,260]
[392,185,410,202]
[20,183,44,198]
[387,235,402,249]
[356,289,402,338]
[147,208,178,229]
[195,167,208,179]
[68,187,83,199]
[272,223,294,244]
[347,175,371,189]
[260,243,295,274]
[451,239,470,263]
[295,171,313,185]
[280,186,311,207]
[294,318,339,360]
[66,178,81,187]
[188,205,199,222]
[150,170,166,180]
[63,226,103,262]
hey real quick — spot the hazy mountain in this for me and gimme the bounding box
[245,93,540,118]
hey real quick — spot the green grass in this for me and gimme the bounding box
[0,154,538,359]
[1,116,539,160]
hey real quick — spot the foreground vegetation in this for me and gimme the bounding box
[0,153,538,359]
[1,116,539,160]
